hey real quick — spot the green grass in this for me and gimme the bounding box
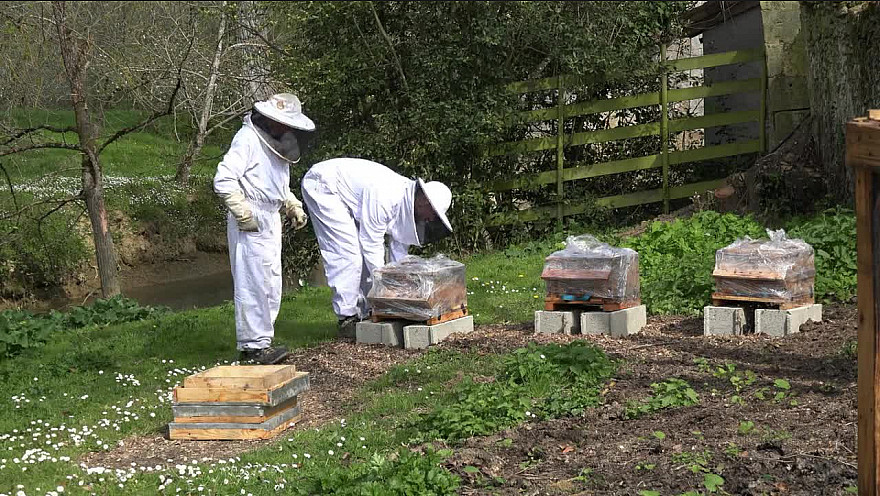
[3,110,227,181]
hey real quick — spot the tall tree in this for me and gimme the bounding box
[0,1,188,297]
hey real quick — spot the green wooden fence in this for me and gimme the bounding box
[485,46,767,226]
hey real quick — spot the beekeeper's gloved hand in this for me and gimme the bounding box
[282,190,308,230]
[220,190,259,232]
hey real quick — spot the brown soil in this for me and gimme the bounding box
[82,307,859,495]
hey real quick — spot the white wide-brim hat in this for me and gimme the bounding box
[416,178,453,233]
[253,93,315,131]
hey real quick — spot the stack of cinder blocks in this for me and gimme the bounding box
[169,365,309,440]
[358,254,474,349]
[534,235,646,337]
[704,231,822,337]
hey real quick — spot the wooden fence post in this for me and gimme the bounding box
[556,74,565,227]
[848,110,880,496]
[660,43,670,214]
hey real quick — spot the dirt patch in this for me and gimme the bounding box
[447,306,858,495]
[81,306,859,495]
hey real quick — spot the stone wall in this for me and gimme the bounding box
[801,1,880,201]
[760,1,810,147]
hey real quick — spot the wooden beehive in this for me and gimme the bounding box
[541,238,640,308]
[712,235,815,307]
[169,365,309,440]
[368,256,467,322]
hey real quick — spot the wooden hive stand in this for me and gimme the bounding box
[371,304,469,325]
[544,293,640,312]
[169,365,309,441]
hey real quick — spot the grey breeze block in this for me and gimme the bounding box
[755,304,823,337]
[534,311,581,335]
[579,305,647,337]
[704,306,745,336]
[403,315,475,350]
[356,320,405,347]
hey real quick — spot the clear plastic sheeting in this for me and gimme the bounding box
[368,254,467,321]
[541,235,640,302]
[714,229,815,301]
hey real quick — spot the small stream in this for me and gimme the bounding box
[27,259,328,313]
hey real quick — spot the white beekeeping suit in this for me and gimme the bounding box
[214,94,314,364]
[301,158,453,333]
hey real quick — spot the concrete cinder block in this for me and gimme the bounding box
[609,305,647,338]
[581,312,611,336]
[704,306,745,336]
[356,321,405,347]
[403,326,431,350]
[403,316,476,349]
[785,303,822,334]
[755,308,786,337]
[535,311,580,335]
[428,315,474,343]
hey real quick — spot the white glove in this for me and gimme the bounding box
[220,190,259,232]
[282,190,308,230]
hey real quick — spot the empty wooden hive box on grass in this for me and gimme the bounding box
[536,235,645,337]
[541,235,640,311]
[368,254,467,324]
[712,229,815,308]
[169,365,309,440]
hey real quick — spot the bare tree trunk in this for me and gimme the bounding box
[237,0,275,103]
[177,1,228,185]
[52,0,121,297]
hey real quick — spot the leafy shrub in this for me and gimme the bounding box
[0,296,167,359]
[422,341,616,440]
[621,211,765,315]
[0,208,89,294]
[625,378,700,419]
[0,310,58,358]
[295,447,460,496]
[786,207,857,301]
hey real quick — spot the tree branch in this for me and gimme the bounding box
[369,1,409,93]
[0,161,18,215]
[0,142,82,157]
[97,22,196,153]
[1,124,78,147]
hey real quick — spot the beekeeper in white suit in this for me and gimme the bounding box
[214,93,315,364]
[301,158,453,337]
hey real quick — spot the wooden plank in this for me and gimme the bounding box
[168,407,302,441]
[173,397,298,424]
[486,136,556,157]
[668,140,762,165]
[668,110,761,133]
[184,365,297,390]
[667,78,762,103]
[505,74,588,94]
[486,178,726,226]
[174,372,310,406]
[869,109,880,121]
[712,269,786,281]
[544,294,640,312]
[562,92,659,119]
[663,48,764,72]
[710,293,814,310]
[569,122,660,147]
[427,307,469,326]
[490,155,661,192]
[849,115,880,493]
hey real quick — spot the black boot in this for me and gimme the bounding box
[239,346,289,365]
[337,315,360,339]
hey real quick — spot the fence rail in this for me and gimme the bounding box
[485,46,767,226]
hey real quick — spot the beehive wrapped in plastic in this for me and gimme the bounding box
[713,229,815,302]
[367,254,467,321]
[541,235,640,303]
